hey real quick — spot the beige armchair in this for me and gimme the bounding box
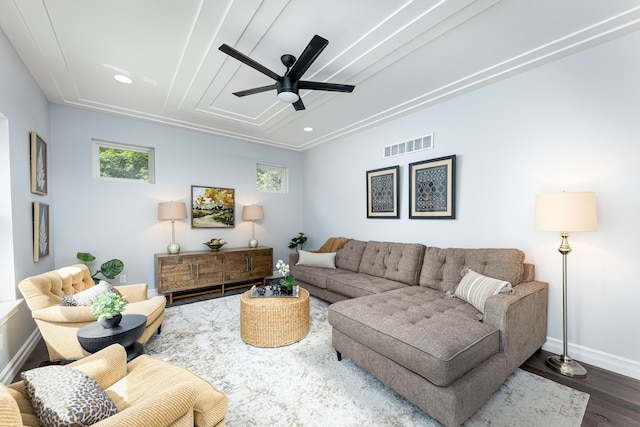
[1,344,228,427]
[18,264,166,362]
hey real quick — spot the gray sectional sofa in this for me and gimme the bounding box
[289,239,548,427]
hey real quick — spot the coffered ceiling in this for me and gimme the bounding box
[1,1,639,150]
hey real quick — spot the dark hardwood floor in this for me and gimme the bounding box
[521,351,640,426]
[13,291,640,426]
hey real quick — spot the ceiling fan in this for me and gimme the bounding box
[219,35,355,111]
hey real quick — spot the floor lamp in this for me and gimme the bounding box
[535,191,597,378]
[158,201,188,254]
[242,204,264,248]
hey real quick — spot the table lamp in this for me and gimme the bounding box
[158,201,187,254]
[242,205,264,248]
[535,191,597,378]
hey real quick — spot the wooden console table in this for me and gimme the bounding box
[155,247,273,303]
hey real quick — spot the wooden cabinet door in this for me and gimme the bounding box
[248,248,272,279]
[193,253,224,287]
[223,251,252,282]
[157,255,196,293]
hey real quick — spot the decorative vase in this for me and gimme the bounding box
[99,314,122,329]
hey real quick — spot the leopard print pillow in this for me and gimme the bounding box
[21,365,117,426]
[62,280,119,306]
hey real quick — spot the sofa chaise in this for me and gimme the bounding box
[290,239,548,427]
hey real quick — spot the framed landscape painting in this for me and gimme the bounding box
[191,186,235,228]
[366,165,399,219]
[33,202,50,261]
[30,131,48,195]
[409,155,456,219]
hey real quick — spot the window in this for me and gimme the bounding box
[93,139,155,183]
[257,163,288,193]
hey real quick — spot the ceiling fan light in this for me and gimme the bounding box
[277,91,299,103]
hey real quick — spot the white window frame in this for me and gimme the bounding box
[257,163,288,193]
[92,139,155,183]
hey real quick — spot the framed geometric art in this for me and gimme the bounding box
[366,165,400,219]
[33,202,50,261]
[409,155,456,219]
[30,131,48,195]
[191,185,235,228]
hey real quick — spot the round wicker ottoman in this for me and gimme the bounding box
[240,288,310,347]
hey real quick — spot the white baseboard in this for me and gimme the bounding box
[543,337,640,381]
[0,328,42,384]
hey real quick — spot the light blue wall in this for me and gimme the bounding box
[302,31,640,376]
[0,26,52,380]
[50,105,305,288]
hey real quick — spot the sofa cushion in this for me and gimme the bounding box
[296,250,336,268]
[335,240,367,272]
[290,266,354,289]
[326,273,409,299]
[358,242,426,285]
[420,247,525,293]
[21,365,118,426]
[455,269,513,313]
[328,286,499,387]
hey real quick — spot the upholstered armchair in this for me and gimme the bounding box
[18,264,166,362]
[1,344,228,427]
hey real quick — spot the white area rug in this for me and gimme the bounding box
[145,294,589,427]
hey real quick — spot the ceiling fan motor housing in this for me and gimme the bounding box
[277,77,299,103]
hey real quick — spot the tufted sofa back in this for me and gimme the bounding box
[19,264,96,311]
[335,240,367,272]
[358,241,426,286]
[419,247,527,293]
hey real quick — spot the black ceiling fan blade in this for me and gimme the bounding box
[233,84,276,97]
[299,81,355,93]
[286,35,328,81]
[293,98,305,111]
[219,44,280,80]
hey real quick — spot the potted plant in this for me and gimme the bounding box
[276,260,296,295]
[288,232,308,252]
[90,291,127,328]
[77,252,124,284]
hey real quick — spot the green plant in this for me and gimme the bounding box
[90,291,127,320]
[276,260,295,291]
[76,252,124,284]
[288,232,308,251]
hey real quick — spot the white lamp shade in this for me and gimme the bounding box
[535,192,597,232]
[242,205,264,221]
[277,91,299,103]
[158,201,187,220]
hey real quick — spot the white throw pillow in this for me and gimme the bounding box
[455,269,513,314]
[296,250,337,268]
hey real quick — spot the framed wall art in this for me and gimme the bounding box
[33,202,50,261]
[191,186,235,228]
[30,131,48,195]
[366,165,400,219]
[409,155,456,219]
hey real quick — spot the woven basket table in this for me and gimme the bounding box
[240,288,310,347]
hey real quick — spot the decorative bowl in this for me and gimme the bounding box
[204,239,226,251]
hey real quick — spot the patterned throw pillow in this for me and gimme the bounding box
[21,365,118,426]
[454,268,513,314]
[62,280,119,306]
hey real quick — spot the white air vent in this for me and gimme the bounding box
[383,134,433,158]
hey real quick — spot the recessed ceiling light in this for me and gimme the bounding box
[114,74,132,84]
[303,127,313,132]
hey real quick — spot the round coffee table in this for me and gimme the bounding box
[77,314,147,361]
[240,288,310,347]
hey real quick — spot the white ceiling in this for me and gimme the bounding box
[1,0,639,150]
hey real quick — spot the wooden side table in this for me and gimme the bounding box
[77,314,147,361]
[240,288,310,347]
